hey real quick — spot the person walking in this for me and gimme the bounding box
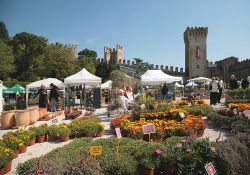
[241,76,249,89]
[209,77,219,105]
[49,83,59,112]
[162,83,169,100]
[229,75,239,90]
[217,77,224,103]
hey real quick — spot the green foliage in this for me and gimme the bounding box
[215,133,250,175]
[78,48,97,58]
[96,63,110,82]
[0,40,15,80]
[42,44,78,79]
[47,124,60,135]
[78,57,96,74]
[183,106,212,116]
[226,88,250,104]
[0,21,9,41]
[11,32,48,81]
[31,124,48,136]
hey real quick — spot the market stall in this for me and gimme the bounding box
[140,70,183,99]
[64,68,102,109]
[101,80,112,105]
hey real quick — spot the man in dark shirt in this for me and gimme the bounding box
[49,83,59,112]
[229,75,239,90]
[241,76,249,89]
[37,85,47,108]
[162,83,169,100]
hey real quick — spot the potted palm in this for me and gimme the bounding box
[58,123,71,142]
[47,125,59,141]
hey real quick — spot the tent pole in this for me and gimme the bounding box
[26,87,29,108]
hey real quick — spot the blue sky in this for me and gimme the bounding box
[1,0,250,68]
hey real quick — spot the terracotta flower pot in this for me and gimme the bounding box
[0,167,4,175]
[28,138,36,146]
[48,134,58,141]
[162,163,176,175]
[1,111,15,129]
[60,135,69,142]
[29,108,39,124]
[44,113,53,121]
[19,145,27,154]
[96,130,104,137]
[36,135,46,143]
[15,110,30,126]
[141,167,154,175]
[85,132,94,137]
[4,160,12,174]
[197,129,205,137]
[14,149,19,158]
[38,108,47,120]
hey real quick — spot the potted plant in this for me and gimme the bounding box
[194,118,207,137]
[83,124,99,137]
[58,123,71,142]
[26,130,36,146]
[0,146,14,174]
[96,123,105,137]
[33,124,48,143]
[2,132,24,158]
[47,125,59,141]
[151,128,164,143]
[15,131,30,153]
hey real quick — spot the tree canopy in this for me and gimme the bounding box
[78,48,97,58]
[0,41,15,80]
[0,21,9,41]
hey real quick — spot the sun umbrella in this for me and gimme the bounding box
[9,84,25,94]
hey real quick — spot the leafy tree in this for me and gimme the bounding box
[133,58,143,64]
[11,32,48,81]
[42,44,78,80]
[78,57,96,74]
[0,41,15,80]
[96,63,110,82]
[0,21,9,41]
[78,48,97,58]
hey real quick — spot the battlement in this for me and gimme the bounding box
[230,58,250,72]
[184,27,208,42]
[208,61,217,67]
[64,44,77,58]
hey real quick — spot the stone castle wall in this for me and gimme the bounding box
[229,58,250,80]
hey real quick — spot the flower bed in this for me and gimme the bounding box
[111,107,208,140]
[16,135,250,175]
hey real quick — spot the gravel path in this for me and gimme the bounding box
[0,101,234,174]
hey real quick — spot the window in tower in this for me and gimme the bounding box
[196,46,200,59]
[197,64,200,69]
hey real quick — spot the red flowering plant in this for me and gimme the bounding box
[110,114,131,129]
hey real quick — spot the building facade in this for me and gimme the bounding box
[102,27,249,83]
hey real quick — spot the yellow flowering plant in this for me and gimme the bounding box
[0,146,14,168]
[2,132,24,150]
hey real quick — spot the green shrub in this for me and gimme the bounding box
[183,106,212,116]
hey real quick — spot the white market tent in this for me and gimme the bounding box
[140,70,183,86]
[26,78,64,89]
[187,77,212,83]
[185,82,198,87]
[175,82,184,88]
[64,68,101,86]
[101,80,112,89]
[25,78,64,107]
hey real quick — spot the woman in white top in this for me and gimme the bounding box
[118,90,131,113]
[209,77,219,105]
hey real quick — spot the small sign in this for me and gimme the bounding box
[115,128,122,138]
[18,125,25,131]
[179,112,185,119]
[243,110,250,117]
[233,108,238,115]
[205,162,216,175]
[143,124,155,134]
[140,118,146,122]
[89,146,102,156]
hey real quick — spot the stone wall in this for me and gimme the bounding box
[229,58,250,80]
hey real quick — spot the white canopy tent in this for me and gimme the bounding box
[185,82,198,88]
[25,78,64,107]
[64,68,102,109]
[101,80,112,89]
[64,68,101,86]
[140,70,183,86]
[187,77,212,83]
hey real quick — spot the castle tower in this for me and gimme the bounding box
[64,44,77,58]
[104,44,123,65]
[184,27,208,78]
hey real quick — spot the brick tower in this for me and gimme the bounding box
[184,27,208,79]
[104,44,123,65]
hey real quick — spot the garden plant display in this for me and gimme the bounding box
[15,134,250,175]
